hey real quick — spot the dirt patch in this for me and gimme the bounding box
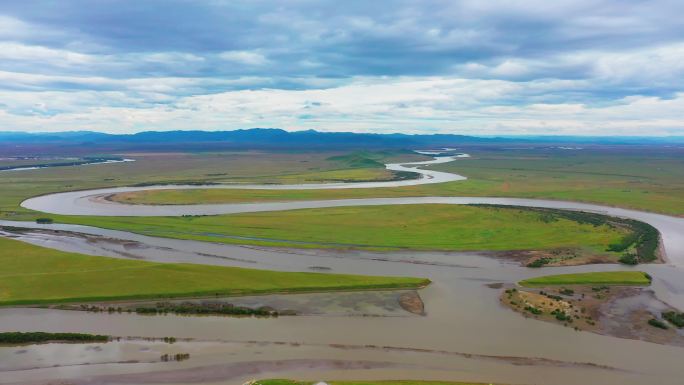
[103,192,146,205]
[398,291,425,315]
[491,247,618,267]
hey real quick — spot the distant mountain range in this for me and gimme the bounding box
[1,129,682,152]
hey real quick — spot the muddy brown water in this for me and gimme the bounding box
[2,227,684,384]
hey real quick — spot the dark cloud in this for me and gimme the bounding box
[1,0,681,77]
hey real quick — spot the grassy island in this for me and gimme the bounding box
[55,205,634,254]
[519,271,651,287]
[0,237,428,306]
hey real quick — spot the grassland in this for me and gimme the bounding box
[100,148,684,216]
[51,205,631,254]
[0,150,423,222]
[2,147,683,224]
[519,271,651,287]
[254,381,502,385]
[0,237,428,306]
[426,148,684,216]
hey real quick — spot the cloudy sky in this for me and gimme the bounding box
[1,0,683,136]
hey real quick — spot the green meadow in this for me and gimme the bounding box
[54,204,630,253]
[2,148,684,225]
[0,237,428,306]
[519,271,651,287]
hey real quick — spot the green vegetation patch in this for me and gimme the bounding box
[0,237,428,306]
[475,205,660,264]
[519,271,652,287]
[662,311,684,328]
[0,332,109,344]
[648,318,669,330]
[326,152,386,168]
[56,205,632,253]
[132,302,279,317]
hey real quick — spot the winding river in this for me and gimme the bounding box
[3,150,684,385]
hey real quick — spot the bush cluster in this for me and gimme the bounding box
[648,318,668,330]
[551,309,572,322]
[559,288,574,296]
[0,332,108,344]
[527,258,551,268]
[662,311,684,328]
[161,353,190,362]
[618,253,638,265]
[524,305,542,315]
[135,301,279,317]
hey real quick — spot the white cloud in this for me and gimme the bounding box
[218,50,268,66]
[1,77,683,136]
[0,15,31,39]
[142,52,205,64]
[0,42,97,66]
[489,60,530,77]
[591,43,684,86]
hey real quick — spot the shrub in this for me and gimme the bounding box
[619,253,639,265]
[559,288,574,296]
[524,305,543,315]
[648,318,668,330]
[662,311,684,328]
[551,309,571,322]
[527,258,551,268]
[544,293,563,301]
[134,302,279,317]
[607,233,639,252]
